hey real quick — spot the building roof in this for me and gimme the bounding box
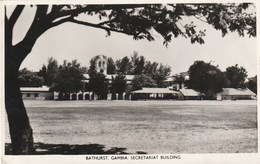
[217,88,256,96]
[83,74,135,81]
[20,86,50,92]
[106,74,135,81]
[131,88,179,94]
[179,89,203,97]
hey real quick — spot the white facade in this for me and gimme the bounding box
[20,86,53,100]
[216,88,256,100]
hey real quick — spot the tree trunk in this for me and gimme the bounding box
[5,48,35,155]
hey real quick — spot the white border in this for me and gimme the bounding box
[1,0,259,164]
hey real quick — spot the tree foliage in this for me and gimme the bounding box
[151,64,171,87]
[38,57,59,86]
[18,68,44,87]
[110,73,127,94]
[130,51,146,75]
[51,60,85,93]
[246,75,257,94]
[107,57,116,74]
[115,52,171,86]
[225,64,248,88]
[88,71,108,99]
[131,74,157,91]
[116,56,132,74]
[186,61,228,99]
[173,73,186,89]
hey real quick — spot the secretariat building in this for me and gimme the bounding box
[20,55,256,101]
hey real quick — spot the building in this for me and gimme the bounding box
[131,88,179,100]
[95,54,108,75]
[80,55,135,100]
[178,89,204,100]
[21,86,53,100]
[83,55,135,83]
[216,88,256,100]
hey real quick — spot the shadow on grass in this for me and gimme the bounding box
[5,143,147,155]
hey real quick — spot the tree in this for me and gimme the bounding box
[246,76,257,94]
[186,61,228,99]
[110,73,127,99]
[225,64,248,88]
[143,61,159,76]
[51,60,85,94]
[18,68,44,87]
[131,74,157,91]
[38,57,59,86]
[116,56,132,74]
[107,57,116,74]
[5,4,256,154]
[130,51,146,75]
[88,71,108,100]
[151,64,171,87]
[173,73,186,89]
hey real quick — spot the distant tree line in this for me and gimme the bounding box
[87,52,172,99]
[18,56,257,100]
[89,51,172,87]
[185,61,257,99]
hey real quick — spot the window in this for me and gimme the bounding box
[99,61,101,67]
[34,93,39,97]
[26,93,31,97]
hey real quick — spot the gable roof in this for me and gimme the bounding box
[131,88,179,94]
[179,89,203,97]
[20,86,50,92]
[217,88,256,96]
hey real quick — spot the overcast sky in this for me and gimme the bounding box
[8,5,257,77]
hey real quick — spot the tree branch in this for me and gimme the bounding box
[35,5,49,19]
[52,4,148,20]
[98,18,117,26]
[13,5,51,62]
[50,5,64,14]
[50,16,74,28]
[8,5,25,30]
[69,18,135,36]
[193,15,208,23]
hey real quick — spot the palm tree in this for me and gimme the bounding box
[174,74,186,90]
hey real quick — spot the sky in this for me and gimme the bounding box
[8,5,258,77]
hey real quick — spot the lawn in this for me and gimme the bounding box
[5,100,257,154]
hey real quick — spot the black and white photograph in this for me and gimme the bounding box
[1,0,259,163]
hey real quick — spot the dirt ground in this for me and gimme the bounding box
[4,100,257,154]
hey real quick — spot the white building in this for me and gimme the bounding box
[216,88,256,100]
[20,86,53,100]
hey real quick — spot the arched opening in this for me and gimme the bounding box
[85,94,90,100]
[64,93,70,100]
[78,94,83,100]
[112,93,116,100]
[125,93,130,100]
[98,61,101,67]
[58,93,64,100]
[72,94,77,100]
[118,93,123,100]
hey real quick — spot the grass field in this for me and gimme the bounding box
[5,100,257,154]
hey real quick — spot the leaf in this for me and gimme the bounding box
[105,29,111,37]
[190,27,196,34]
[186,29,191,37]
